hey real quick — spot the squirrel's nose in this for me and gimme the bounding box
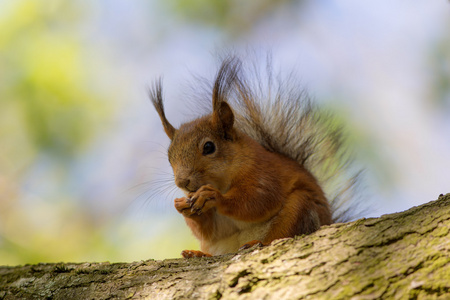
[175,177,190,190]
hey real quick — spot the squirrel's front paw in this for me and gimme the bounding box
[188,184,220,215]
[174,197,197,217]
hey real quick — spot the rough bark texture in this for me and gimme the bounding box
[1,194,449,300]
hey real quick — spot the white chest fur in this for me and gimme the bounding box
[204,213,273,255]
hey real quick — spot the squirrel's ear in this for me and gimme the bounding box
[148,80,176,140]
[213,101,234,139]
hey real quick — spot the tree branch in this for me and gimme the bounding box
[1,194,449,299]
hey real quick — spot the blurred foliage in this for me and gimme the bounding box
[1,0,448,267]
[0,1,110,162]
[0,1,115,265]
[165,0,300,35]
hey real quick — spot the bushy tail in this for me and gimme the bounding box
[210,55,363,222]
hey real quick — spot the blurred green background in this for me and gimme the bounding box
[0,0,449,265]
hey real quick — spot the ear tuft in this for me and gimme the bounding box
[212,56,241,112]
[148,79,176,140]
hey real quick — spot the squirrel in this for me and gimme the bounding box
[149,55,360,258]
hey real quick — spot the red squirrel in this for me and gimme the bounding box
[149,56,359,258]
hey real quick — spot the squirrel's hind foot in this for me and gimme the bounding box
[181,250,212,258]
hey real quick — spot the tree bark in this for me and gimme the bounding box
[1,194,449,300]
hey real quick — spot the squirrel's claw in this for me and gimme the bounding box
[189,185,219,214]
[239,240,263,251]
[174,197,197,217]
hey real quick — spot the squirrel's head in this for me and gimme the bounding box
[149,74,239,195]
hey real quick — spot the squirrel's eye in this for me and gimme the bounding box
[202,141,216,155]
